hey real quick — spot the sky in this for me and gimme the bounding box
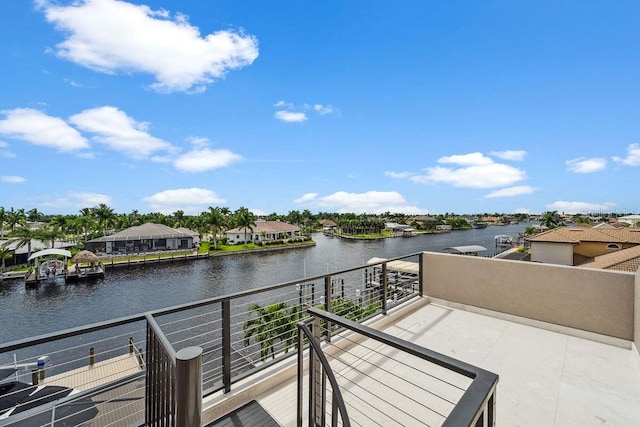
[1,0,639,217]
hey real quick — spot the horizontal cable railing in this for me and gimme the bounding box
[0,252,425,426]
[300,306,498,427]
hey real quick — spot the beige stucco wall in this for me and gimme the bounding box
[421,252,635,340]
[530,242,573,265]
[633,270,640,351]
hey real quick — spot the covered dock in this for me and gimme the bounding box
[25,249,72,286]
[444,245,488,256]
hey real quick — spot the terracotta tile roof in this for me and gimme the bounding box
[526,227,640,244]
[580,245,640,272]
[226,220,300,234]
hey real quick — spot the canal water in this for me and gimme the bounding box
[0,224,531,343]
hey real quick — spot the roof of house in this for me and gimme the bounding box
[526,227,640,244]
[176,227,199,237]
[408,216,438,222]
[319,219,337,227]
[88,223,194,242]
[226,220,300,234]
[580,245,640,272]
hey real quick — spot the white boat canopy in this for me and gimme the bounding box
[444,245,488,255]
[366,257,419,274]
[27,248,72,262]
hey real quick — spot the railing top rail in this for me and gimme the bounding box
[1,252,424,352]
[306,306,498,426]
[145,313,176,362]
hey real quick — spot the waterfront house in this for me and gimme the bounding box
[225,220,301,244]
[527,226,640,267]
[318,219,337,231]
[85,222,195,254]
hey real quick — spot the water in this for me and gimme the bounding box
[0,224,530,343]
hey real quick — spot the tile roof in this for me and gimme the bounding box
[526,226,640,244]
[580,245,640,272]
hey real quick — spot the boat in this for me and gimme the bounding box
[473,222,487,229]
[494,234,514,247]
[24,249,71,287]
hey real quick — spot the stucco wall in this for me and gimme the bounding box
[635,268,640,352]
[421,252,635,340]
[530,242,573,265]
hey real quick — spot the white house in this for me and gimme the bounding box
[225,220,301,244]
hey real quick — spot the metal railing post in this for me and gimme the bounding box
[381,262,388,315]
[419,252,424,297]
[222,299,231,393]
[175,346,203,427]
[324,276,332,342]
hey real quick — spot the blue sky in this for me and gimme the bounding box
[1,0,639,216]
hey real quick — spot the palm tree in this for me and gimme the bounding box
[0,244,14,283]
[0,245,13,282]
[92,203,116,236]
[172,210,185,227]
[287,210,302,226]
[243,302,298,361]
[540,211,563,229]
[27,208,44,222]
[0,207,7,239]
[8,226,40,259]
[6,208,26,231]
[234,207,256,246]
[38,225,65,249]
[202,207,227,250]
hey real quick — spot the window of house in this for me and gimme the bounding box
[606,243,621,250]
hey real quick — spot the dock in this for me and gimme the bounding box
[42,353,142,392]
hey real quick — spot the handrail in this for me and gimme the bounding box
[297,319,350,427]
[306,307,499,427]
[0,252,423,353]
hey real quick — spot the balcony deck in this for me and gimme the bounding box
[229,298,640,426]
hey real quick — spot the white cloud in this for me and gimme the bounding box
[275,111,308,123]
[294,190,423,214]
[39,0,258,93]
[546,200,616,214]
[143,188,226,214]
[438,152,493,166]
[313,104,334,115]
[612,143,640,166]
[384,171,413,179]
[0,108,89,151]
[41,191,112,210]
[274,100,293,109]
[69,106,175,159]
[293,193,318,203]
[484,186,536,198]
[1,176,26,184]
[174,148,243,172]
[566,157,606,173]
[491,150,527,161]
[411,152,526,189]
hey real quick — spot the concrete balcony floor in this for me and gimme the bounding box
[248,299,640,426]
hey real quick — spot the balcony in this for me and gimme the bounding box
[0,252,638,426]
